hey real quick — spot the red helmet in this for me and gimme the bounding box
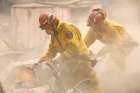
[39,13,49,29]
[39,13,59,30]
[92,8,106,19]
[87,8,106,26]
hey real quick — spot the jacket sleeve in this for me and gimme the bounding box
[63,24,81,55]
[62,24,91,60]
[84,28,97,47]
[42,41,57,60]
[113,25,138,48]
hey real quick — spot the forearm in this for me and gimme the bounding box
[39,50,57,63]
[84,29,97,47]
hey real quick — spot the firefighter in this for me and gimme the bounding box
[84,7,138,69]
[38,13,103,93]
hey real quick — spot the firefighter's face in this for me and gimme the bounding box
[88,11,104,26]
[93,13,104,25]
[40,22,53,35]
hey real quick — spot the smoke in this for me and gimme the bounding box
[0,0,140,93]
[84,0,140,93]
[71,0,140,93]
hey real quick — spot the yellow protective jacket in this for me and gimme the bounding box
[44,21,90,59]
[84,19,129,47]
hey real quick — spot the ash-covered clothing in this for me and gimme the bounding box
[54,56,103,93]
[42,21,103,93]
[84,19,137,68]
[43,21,91,60]
[85,19,137,54]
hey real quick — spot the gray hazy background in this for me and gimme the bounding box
[0,0,140,93]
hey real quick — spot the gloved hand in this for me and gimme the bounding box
[90,59,98,67]
[38,55,52,63]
